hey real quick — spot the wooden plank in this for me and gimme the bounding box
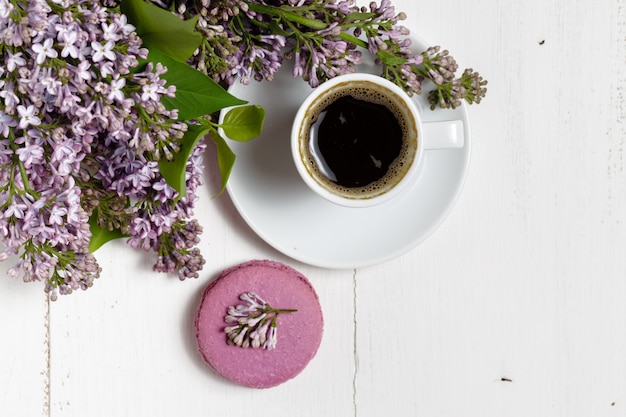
[0,261,49,417]
[48,170,356,416]
[1,1,622,416]
[355,0,626,416]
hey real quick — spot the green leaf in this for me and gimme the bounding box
[269,19,292,37]
[145,47,247,120]
[159,123,211,197]
[120,0,202,62]
[210,132,237,197]
[344,12,377,21]
[88,216,127,253]
[376,49,407,66]
[220,105,266,142]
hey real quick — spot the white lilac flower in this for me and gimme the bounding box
[101,22,121,41]
[224,292,297,350]
[6,51,25,71]
[32,38,59,65]
[117,14,135,35]
[264,326,278,350]
[39,70,62,95]
[141,83,159,102]
[91,40,115,62]
[16,105,41,129]
[107,76,126,103]
[75,60,92,81]
[0,0,13,19]
[60,30,79,58]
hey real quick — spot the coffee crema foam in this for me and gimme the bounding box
[299,82,418,200]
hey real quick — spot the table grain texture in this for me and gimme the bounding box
[2,0,626,416]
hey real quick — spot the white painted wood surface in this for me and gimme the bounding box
[2,0,625,416]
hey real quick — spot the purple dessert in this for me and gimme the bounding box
[194,260,324,388]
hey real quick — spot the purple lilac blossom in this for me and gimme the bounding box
[0,0,204,299]
[160,0,485,106]
[160,0,407,88]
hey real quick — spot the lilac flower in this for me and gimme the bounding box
[107,76,126,103]
[224,292,297,350]
[5,196,28,219]
[48,206,68,226]
[0,0,13,19]
[17,105,41,129]
[117,14,135,35]
[60,31,80,59]
[75,61,92,81]
[16,144,44,168]
[39,69,62,95]
[6,51,25,71]
[32,38,59,65]
[91,40,115,62]
[0,0,205,299]
[164,0,485,106]
[0,81,19,112]
[101,22,121,42]
[0,112,17,137]
[141,83,159,101]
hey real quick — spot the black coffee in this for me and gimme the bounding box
[311,95,403,188]
[300,83,416,199]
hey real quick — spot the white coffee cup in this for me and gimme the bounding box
[291,73,464,208]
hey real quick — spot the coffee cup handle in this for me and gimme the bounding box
[422,120,464,149]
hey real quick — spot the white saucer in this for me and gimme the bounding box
[220,36,471,269]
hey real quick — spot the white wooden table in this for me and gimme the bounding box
[3,0,625,416]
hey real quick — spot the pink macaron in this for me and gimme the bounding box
[194,260,324,388]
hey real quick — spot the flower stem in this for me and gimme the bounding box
[245,2,327,30]
[7,131,40,198]
[269,307,298,314]
[338,32,367,49]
